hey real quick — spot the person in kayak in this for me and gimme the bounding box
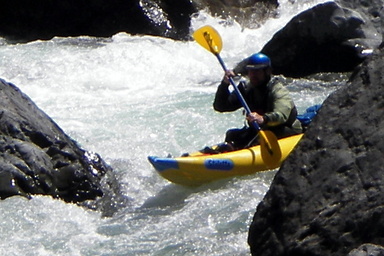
[212,53,302,152]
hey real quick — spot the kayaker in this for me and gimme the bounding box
[212,53,303,151]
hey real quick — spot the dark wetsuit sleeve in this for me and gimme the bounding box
[213,82,243,112]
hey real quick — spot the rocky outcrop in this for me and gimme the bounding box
[0,79,128,216]
[248,47,384,255]
[0,0,280,43]
[193,0,279,28]
[0,0,196,43]
[234,0,383,77]
[1,0,380,79]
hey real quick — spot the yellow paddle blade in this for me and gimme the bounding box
[193,25,222,54]
[259,130,282,168]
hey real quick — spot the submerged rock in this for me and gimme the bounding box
[0,79,128,216]
[248,47,384,255]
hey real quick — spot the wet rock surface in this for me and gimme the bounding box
[0,79,128,216]
[0,0,196,42]
[248,47,384,255]
[234,0,383,77]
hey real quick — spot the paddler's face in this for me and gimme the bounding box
[248,68,267,87]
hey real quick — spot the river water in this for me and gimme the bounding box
[0,1,341,255]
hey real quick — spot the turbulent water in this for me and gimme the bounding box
[0,1,341,255]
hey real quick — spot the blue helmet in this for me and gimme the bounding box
[246,53,271,70]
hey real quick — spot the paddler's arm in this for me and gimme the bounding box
[213,70,243,112]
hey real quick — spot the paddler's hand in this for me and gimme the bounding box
[221,70,236,85]
[247,112,265,125]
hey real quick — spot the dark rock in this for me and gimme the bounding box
[234,1,382,77]
[0,0,196,43]
[192,0,279,29]
[0,0,280,43]
[336,0,384,37]
[0,78,128,216]
[248,48,384,255]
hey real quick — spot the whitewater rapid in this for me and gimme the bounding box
[0,0,338,255]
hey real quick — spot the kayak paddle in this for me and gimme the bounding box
[193,25,282,167]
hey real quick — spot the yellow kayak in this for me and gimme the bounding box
[148,134,303,186]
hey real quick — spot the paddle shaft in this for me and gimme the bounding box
[216,53,275,153]
[215,53,262,132]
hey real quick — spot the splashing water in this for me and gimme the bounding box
[0,0,340,255]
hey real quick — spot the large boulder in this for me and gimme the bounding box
[248,48,384,255]
[0,79,127,216]
[0,0,196,43]
[234,0,383,77]
[192,0,279,28]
